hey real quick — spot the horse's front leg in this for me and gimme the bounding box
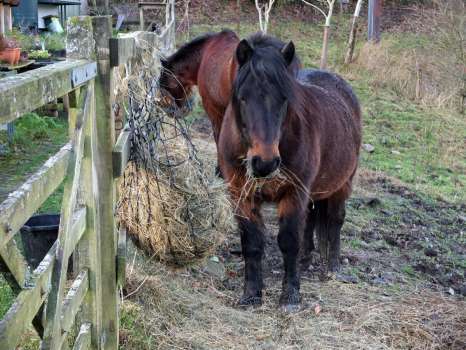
[277,195,306,312]
[237,203,265,306]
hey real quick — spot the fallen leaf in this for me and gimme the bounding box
[314,303,321,315]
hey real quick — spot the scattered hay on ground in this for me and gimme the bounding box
[120,248,466,350]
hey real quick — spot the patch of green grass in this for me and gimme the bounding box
[38,183,65,213]
[0,277,14,319]
[354,81,466,202]
[120,302,154,349]
[348,238,365,249]
[401,264,417,277]
[12,113,65,144]
[0,113,67,203]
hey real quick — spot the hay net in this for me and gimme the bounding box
[115,34,234,266]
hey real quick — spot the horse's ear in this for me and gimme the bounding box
[236,39,254,66]
[281,41,295,66]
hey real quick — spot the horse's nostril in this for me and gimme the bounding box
[251,156,261,170]
[250,155,281,177]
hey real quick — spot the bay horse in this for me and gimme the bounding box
[158,30,301,158]
[218,34,362,311]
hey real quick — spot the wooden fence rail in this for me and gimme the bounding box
[0,8,175,348]
[0,16,116,350]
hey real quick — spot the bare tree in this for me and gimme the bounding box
[255,0,276,34]
[344,0,364,64]
[301,0,337,69]
[177,0,191,40]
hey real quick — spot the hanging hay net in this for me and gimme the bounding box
[115,34,235,266]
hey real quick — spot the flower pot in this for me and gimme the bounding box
[0,48,17,65]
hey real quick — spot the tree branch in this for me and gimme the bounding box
[301,0,328,19]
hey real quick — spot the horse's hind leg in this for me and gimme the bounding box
[327,197,346,272]
[317,191,348,273]
[300,201,319,271]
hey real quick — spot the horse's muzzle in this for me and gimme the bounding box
[250,156,281,178]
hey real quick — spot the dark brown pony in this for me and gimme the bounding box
[159,30,301,151]
[218,34,362,311]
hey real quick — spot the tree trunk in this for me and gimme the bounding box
[320,25,330,69]
[344,15,359,64]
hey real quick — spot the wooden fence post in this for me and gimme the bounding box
[91,15,119,350]
[66,16,102,349]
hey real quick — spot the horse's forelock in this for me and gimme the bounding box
[234,46,302,114]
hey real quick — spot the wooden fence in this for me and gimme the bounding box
[0,10,175,350]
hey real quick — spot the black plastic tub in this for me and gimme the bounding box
[20,214,60,269]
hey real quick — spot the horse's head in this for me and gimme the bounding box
[158,58,194,112]
[159,33,219,114]
[233,36,297,178]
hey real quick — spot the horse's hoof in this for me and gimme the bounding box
[239,295,262,307]
[279,288,300,310]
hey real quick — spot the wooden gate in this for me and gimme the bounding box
[0,12,174,349]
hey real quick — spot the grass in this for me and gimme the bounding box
[0,112,68,204]
[353,76,466,203]
[0,112,67,320]
[0,277,14,318]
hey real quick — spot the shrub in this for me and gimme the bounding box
[13,113,61,144]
